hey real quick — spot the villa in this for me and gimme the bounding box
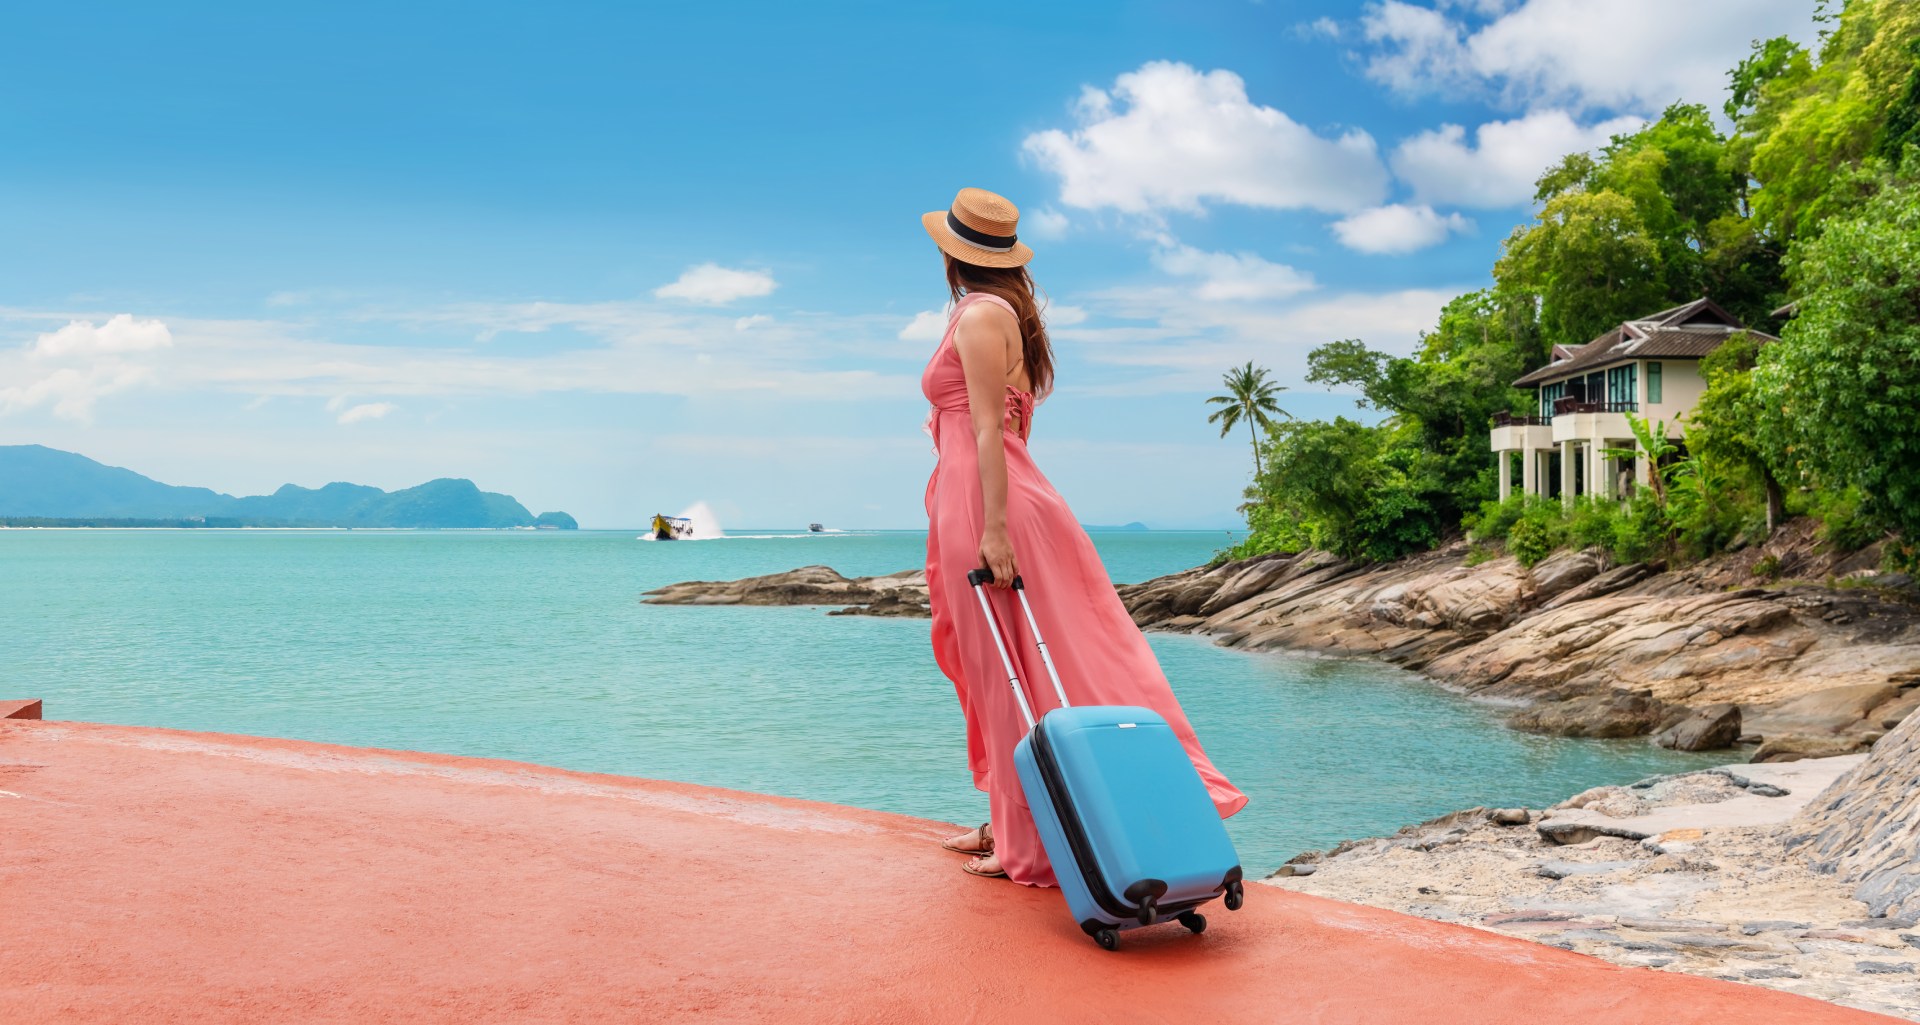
[1489,298,1776,504]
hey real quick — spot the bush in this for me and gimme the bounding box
[1566,497,1622,551]
[1812,486,1882,552]
[1610,496,1672,564]
[1467,494,1530,541]
[1508,516,1558,567]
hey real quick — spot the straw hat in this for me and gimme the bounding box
[922,187,1033,269]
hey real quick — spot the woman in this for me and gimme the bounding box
[919,187,1247,885]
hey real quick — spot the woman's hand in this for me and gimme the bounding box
[978,528,1017,589]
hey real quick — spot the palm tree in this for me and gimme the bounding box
[1206,362,1291,478]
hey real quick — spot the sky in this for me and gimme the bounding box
[0,0,1823,529]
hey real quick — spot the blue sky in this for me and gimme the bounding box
[0,1,1820,528]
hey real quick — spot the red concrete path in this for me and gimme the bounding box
[1,721,1900,1025]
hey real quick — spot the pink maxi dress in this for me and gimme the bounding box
[922,292,1248,888]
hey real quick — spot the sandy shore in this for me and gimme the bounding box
[2,717,1899,1024]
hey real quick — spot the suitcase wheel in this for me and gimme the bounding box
[1224,880,1245,911]
[1093,927,1120,951]
[1178,911,1207,934]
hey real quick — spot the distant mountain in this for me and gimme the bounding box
[0,445,575,529]
[1080,521,1150,531]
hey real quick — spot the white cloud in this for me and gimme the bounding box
[0,315,174,422]
[733,314,772,331]
[1026,206,1070,240]
[1054,285,1461,393]
[1150,244,1317,301]
[654,264,777,306]
[898,310,947,342]
[1360,0,1819,113]
[1392,110,1644,207]
[1046,304,1088,327]
[31,314,172,358]
[1023,61,1389,215]
[1331,204,1472,254]
[1299,16,1342,39]
[336,401,395,425]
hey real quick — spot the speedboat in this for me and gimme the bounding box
[650,514,694,540]
[808,523,824,533]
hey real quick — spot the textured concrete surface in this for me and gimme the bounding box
[0,720,1903,1024]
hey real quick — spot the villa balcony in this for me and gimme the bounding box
[1552,400,1636,445]
[1489,412,1553,453]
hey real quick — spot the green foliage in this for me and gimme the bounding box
[1229,0,1918,567]
[1231,417,1440,564]
[1737,0,1920,239]
[1507,516,1559,568]
[1754,175,1920,538]
[1809,486,1884,552]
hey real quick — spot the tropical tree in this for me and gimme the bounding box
[1207,362,1290,477]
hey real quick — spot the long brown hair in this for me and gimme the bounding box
[944,256,1055,398]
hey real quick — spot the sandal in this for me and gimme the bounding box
[941,821,994,856]
[962,855,1007,879]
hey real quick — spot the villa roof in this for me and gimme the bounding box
[1513,297,1778,388]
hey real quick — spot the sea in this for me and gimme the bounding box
[0,528,1725,873]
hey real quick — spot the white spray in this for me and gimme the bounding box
[675,501,726,539]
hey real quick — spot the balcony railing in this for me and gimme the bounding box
[1490,412,1548,427]
[1552,398,1638,416]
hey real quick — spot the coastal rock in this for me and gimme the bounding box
[1746,684,1901,739]
[1508,690,1675,739]
[1530,549,1603,603]
[1655,704,1743,752]
[1752,735,1876,763]
[1269,756,1920,1019]
[643,566,930,617]
[1790,708,1920,923]
[1114,528,1920,741]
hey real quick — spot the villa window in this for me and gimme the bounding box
[1540,381,1564,418]
[1606,364,1637,408]
[1648,361,1663,403]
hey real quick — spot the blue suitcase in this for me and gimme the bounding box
[968,570,1245,950]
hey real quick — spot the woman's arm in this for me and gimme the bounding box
[952,302,1022,588]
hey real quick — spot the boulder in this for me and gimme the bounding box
[1530,549,1604,603]
[1654,703,1743,752]
[1752,734,1875,763]
[1745,683,1900,738]
[1509,690,1673,738]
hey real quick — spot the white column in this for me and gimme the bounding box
[1637,439,1654,489]
[1522,447,1538,498]
[1560,440,1576,507]
[1498,451,1512,502]
[1590,442,1608,501]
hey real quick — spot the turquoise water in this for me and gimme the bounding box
[0,529,1721,872]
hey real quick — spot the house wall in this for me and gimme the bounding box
[1639,359,1706,435]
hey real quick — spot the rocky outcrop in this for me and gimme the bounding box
[1117,537,1920,755]
[643,566,931,617]
[1268,755,1920,1020]
[1791,710,1920,924]
[647,523,1920,754]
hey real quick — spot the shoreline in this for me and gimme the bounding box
[640,528,1920,761]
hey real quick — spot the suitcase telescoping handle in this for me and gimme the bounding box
[966,569,1071,731]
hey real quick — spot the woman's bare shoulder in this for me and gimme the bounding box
[955,297,1018,334]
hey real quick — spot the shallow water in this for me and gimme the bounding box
[0,529,1722,872]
